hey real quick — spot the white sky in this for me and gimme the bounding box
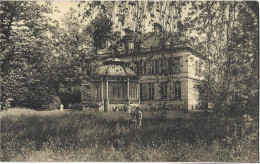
[46,1,199,38]
[51,1,79,22]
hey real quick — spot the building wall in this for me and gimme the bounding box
[187,52,205,80]
[187,52,205,110]
[187,78,199,110]
[114,51,190,110]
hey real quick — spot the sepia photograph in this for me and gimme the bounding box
[0,0,259,162]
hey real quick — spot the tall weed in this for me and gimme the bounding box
[0,108,258,162]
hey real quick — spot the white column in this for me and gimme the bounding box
[127,78,130,105]
[106,77,109,99]
[100,77,104,112]
[101,77,104,100]
[104,77,109,112]
[137,82,140,105]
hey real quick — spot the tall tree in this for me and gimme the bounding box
[85,14,113,55]
[0,2,55,109]
[189,1,259,115]
[50,8,93,107]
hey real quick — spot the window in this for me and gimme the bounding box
[124,43,129,54]
[168,58,173,73]
[148,83,154,100]
[196,61,198,74]
[161,41,166,50]
[199,62,202,75]
[174,58,180,72]
[117,86,120,98]
[148,61,155,74]
[139,83,155,100]
[135,43,141,54]
[143,62,147,74]
[161,83,167,99]
[174,81,181,100]
[137,61,143,75]
[161,59,168,73]
[112,86,116,97]
[140,83,143,100]
[196,61,202,75]
[86,66,91,76]
[198,90,201,100]
[155,60,160,74]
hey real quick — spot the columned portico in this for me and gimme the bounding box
[82,58,139,112]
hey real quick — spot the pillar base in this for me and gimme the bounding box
[127,99,130,106]
[98,99,104,112]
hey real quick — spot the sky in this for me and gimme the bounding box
[44,1,198,37]
[51,1,79,22]
[47,1,177,33]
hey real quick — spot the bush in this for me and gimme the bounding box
[70,103,83,111]
[152,110,167,122]
[42,96,61,110]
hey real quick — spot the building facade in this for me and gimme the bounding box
[81,29,206,111]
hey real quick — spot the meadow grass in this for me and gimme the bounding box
[0,108,258,162]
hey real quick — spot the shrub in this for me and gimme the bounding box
[70,103,83,111]
[42,96,61,110]
[152,110,167,122]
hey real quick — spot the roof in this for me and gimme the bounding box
[97,44,207,61]
[94,65,136,77]
[105,58,121,62]
[93,58,137,77]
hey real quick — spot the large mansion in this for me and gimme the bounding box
[81,27,206,111]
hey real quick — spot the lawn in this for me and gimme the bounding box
[0,108,258,162]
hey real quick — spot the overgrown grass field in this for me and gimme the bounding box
[0,108,258,162]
